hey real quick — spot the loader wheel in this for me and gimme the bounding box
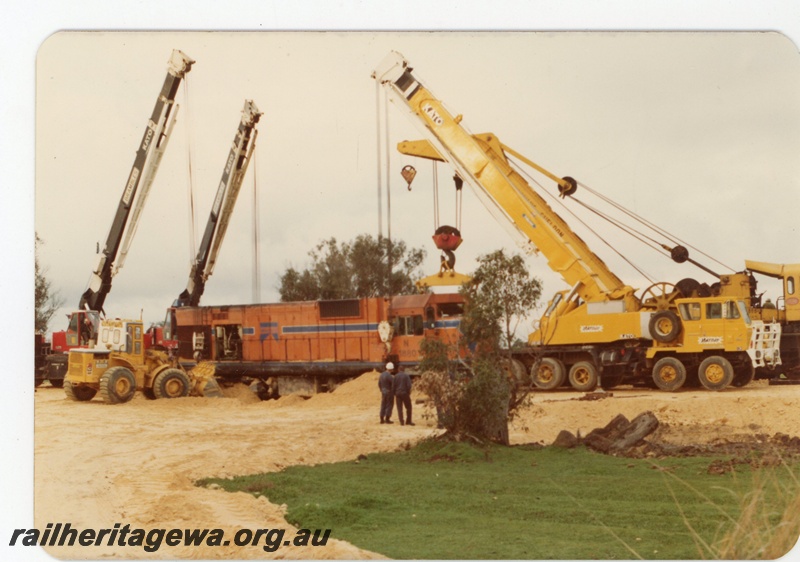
[49,378,64,388]
[568,361,599,392]
[153,368,191,399]
[531,357,566,390]
[64,381,97,402]
[652,357,686,391]
[649,310,682,344]
[698,356,734,391]
[99,367,136,404]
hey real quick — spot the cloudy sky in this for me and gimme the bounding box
[33,30,800,330]
[4,3,800,559]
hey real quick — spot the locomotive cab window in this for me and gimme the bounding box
[437,302,464,317]
[396,315,424,336]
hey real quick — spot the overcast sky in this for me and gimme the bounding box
[5,4,800,560]
[34,30,800,328]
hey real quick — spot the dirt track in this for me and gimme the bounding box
[34,374,800,559]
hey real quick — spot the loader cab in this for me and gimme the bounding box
[96,319,144,359]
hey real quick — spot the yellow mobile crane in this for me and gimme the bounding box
[372,51,781,392]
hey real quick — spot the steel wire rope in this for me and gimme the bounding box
[577,180,735,273]
[432,161,440,230]
[252,150,261,303]
[456,173,463,232]
[182,78,198,268]
[383,88,393,296]
[508,156,657,284]
[374,80,383,239]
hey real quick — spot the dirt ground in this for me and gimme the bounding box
[34,374,800,559]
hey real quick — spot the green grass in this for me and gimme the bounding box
[199,441,800,559]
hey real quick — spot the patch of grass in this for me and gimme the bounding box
[199,441,800,559]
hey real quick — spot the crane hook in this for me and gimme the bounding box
[401,165,416,191]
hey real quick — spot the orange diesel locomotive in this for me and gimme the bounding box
[158,293,465,396]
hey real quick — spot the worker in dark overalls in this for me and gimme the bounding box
[378,362,396,424]
[394,365,414,426]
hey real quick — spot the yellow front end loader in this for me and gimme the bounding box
[65,318,221,404]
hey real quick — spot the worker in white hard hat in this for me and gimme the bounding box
[378,362,396,424]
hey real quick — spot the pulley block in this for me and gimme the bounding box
[433,225,462,252]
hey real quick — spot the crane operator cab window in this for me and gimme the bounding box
[705,301,741,320]
[679,302,702,321]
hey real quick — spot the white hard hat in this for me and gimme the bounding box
[386,362,395,371]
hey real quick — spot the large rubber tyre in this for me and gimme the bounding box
[698,356,734,391]
[64,381,97,402]
[652,357,687,391]
[531,357,566,390]
[649,310,682,344]
[99,367,136,404]
[153,368,191,399]
[732,362,755,388]
[568,361,599,392]
[501,358,529,389]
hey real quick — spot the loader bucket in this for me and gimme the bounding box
[197,377,224,398]
[189,361,223,398]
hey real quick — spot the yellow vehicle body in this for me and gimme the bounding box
[65,318,215,404]
[645,297,781,390]
[373,51,784,391]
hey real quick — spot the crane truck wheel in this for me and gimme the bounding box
[649,310,682,343]
[64,381,97,402]
[697,356,734,391]
[153,368,191,399]
[531,357,566,390]
[568,361,599,392]
[99,367,137,404]
[732,362,755,387]
[652,357,687,391]
[501,358,528,389]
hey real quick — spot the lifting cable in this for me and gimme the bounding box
[383,87,393,289]
[455,176,463,232]
[182,78,198,267]
[374,81,383,239]
[577,180,735,273]
[509,157,657,284]
[432,161,440,230]
[375,84,394,294]
[251,150,261,303]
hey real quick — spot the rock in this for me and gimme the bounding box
[582,411,659,454]
[552,430,579,448]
